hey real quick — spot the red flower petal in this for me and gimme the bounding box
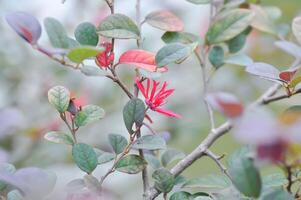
[154,108,182,119]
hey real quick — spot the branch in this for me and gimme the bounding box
[145,80,301,199]
[205,150,230,178]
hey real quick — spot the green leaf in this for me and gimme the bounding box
[228,147,262,198]
[290,76,301,89]
[224,53,253,66]
[72,143,98,174]
[208,46,224,69]
[94,149,115,164]
[67,46,103,63]
[44,131,74,145]
[44,17,76,49]
[227,31,248,54]
[144,154,161,169]
[155,42,198,67]
[259,188,294,200]
[108,133,128,154]
[115,154,147,174]
[161,149,185,167]
[162,31,202,44]
[152,168,175,193]
[7,190,23,200]
[262,173,288,188]
[0,163,16,191]
[206,9,254,44]
[182,175,231,192]
[123,98,145,134]
[97,13,140,39]
[75,22,99,46]
[186,0,211,4]
[133,135,166,150]
[170,191,191,200]
[48,86,70,113]
[74,105,105,127]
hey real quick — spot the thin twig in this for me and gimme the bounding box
[60,113,77,143]
[205,150,230,178]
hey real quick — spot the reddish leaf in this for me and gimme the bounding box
[256,141,286,162]
[145,10,184,32]
[5,12,41,44]
[279,68,298,83]
[119,50,168,72]
[206,92,243,118]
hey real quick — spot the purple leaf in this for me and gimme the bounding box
[232,108,280,145]
[5,12,41,44]
[275,40,301,59]
[206,92,244,118]
[0,167,56,199]
[246,62,280,82]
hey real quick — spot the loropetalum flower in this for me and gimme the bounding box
[95,42,114,68]
[135,78,181,119]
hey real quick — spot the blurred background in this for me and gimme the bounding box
[0,0,301,199]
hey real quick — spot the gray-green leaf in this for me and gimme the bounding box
[186,0,211,4]
[44,17,76,49]
[48,86,70,113]
[72,143,98,174]
[123,98,145,134]
[228,147,262,198]
[94,149,115,164]
[133,135,166,150]
[115,154,147,174]
[208,46,224,69]
[161,31,201,44]
[206,9,254,44]
[161,149,185,167]
[75,22,99,46]
[155,42,198,67]
[108,133,128,154]
[0,163,16,191]
[97,14,140,39]
[44,131,74,145]
[74,105,105,127]
[67,46,103,63]
[152,168,175,193]
[7,190,23,200]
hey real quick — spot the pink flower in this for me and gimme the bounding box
[135,78,181,119]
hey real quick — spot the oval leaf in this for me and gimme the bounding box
[133,135,166,150]
[5,12,41,44]
[170,191,191,200]
[74,105,105,127]
[7,190,24,200]
[48,86,70,113]
[228,148,262,198]
[0,163,16,191]
[182,175,231,192]
[75,22,99,46]
[145,10,184,32]
[161,149,185,167]
[67,46,103,63]
[44,17,77,49]
[44,131,74,145]
[72,143,98,174]
[97,14,140,39]
[152,168,175,193]
[119,49,168,72]
[246,62,280,82]
[161,31,201,44]
[208,46,224,69]
[108,133,128,154]
[155,42,198,67]
[115,154,147,174]
[123,98,146,134]
[94,149,115,164]
[206,92,243,118]
[206,9,254,44]
[224,53,253,67]
[274,40,301,59]
[186,0,211,4]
